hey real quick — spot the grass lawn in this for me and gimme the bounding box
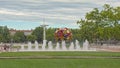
[0,59,120,68]
[0,51,120,57]
[0,52,120,68]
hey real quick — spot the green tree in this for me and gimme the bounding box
[46,28,56,42]
[0,34,2,42]
[13,31,26,43]
[32,27,43,43]
[77,4,120,42]
[0,26,10,43]
[71,29,81,41]
[26,35,37,42]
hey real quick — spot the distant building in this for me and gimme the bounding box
[9,29,33,36]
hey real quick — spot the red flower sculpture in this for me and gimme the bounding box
[54,28,72,41]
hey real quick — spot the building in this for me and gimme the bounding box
[9,29,33,36]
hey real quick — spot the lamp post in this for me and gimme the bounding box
[40,19,48,48]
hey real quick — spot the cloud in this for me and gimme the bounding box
[0,8,78,21]
[0,0,120,29]
[0,8,27,16]
[50,0,104,3]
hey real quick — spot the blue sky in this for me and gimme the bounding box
[0,0,120,30]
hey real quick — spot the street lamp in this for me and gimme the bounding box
[40,19,48,47]
[41,24,48,41]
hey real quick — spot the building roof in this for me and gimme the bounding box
[9,29,33,32]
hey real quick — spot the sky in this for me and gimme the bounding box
[0,0,120,30]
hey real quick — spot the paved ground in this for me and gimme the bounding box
[93,45,120,52]
[97,47,120,52]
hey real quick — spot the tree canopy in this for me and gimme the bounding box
[13,31,26,43]
[32,27,43,43]
[77,4,120,42]
[0,26,10,43]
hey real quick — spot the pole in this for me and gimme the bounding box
[40,18,48,50]
[43,18,46,41]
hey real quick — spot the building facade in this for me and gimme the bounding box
[9,29,33,36]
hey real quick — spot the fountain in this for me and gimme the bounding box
[28,42,32,51]
[48,41,53,50]
[69,42,74,51]
[83,39,89,50]
[75,40,80,50]
[35,41,39,50]
[56,42,60,51]
[15,27,97,52]
[42,40,46,50]
[61,41,67,50]
[21,45,24,50]
[18,40,96,51]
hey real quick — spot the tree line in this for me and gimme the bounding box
[0,26,80,43]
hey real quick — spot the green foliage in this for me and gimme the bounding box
[0,26,10,43]
[0,34,2,42]
[46,28,56,41]
[32,27,43,43]
[71,29,81,41]
[26,35,37,42]
[77,4,120,42]
[13,31,26,43]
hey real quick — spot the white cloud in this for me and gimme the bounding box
[111,2,120,7]
[95,0,120,7]
[107,1,120,7]
[50,0,105,3]
[0,8,77,21]
[0,8,28,16]
[0,0,120,29]
[50,8,92,12]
